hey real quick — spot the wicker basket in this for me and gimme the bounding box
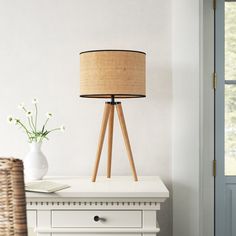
[0,158,28,236]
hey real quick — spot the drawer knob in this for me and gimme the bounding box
[94,215,100,222]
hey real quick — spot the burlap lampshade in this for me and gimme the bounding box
[80,50,146,98]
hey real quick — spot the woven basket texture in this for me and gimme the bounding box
[0,158,28,236]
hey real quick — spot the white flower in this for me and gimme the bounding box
[60,125,65,132]
[32,98,38,104]
[26,111,32,117]
[46,112,52,119]
[14,118,20,125]
[7,115,14,124]
[18,103,25,110]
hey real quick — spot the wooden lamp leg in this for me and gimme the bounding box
[92,103,111,182]
[107,105,114,178]
[116,103,138,181]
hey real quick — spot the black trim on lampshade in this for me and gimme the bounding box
[80,49,146,55]
[80,94,146,99]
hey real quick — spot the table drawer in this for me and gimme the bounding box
[52,210,142,228]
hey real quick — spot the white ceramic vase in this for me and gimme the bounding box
[24,142,48,180]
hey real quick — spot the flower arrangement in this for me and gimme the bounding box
[8,98,65,143]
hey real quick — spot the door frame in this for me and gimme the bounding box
[200,0,215,235]
[214,1,236,236]
[215,0,225,235]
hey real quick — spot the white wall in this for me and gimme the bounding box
[0,1,172,235]
[172,0,200,236]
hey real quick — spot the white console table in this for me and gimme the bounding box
[26,176,169,236]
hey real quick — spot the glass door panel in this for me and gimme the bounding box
[225,1,236,175]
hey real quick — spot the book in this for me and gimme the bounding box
[25,181,70,193]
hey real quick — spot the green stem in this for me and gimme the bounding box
[42,118,49,132]
[17,121,31,139]
[39,135,45,143]
[47,127,60,134]
[23,107,35,132]
[27,117,34,132]
[35,104,38,131]
[30,116,36,132]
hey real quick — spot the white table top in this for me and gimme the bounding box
[26,176,169,199]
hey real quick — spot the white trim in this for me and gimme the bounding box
[26,200,162,210]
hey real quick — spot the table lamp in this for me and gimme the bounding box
[80,50,146,182]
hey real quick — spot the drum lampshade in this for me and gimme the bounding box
[80,50,146,98]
